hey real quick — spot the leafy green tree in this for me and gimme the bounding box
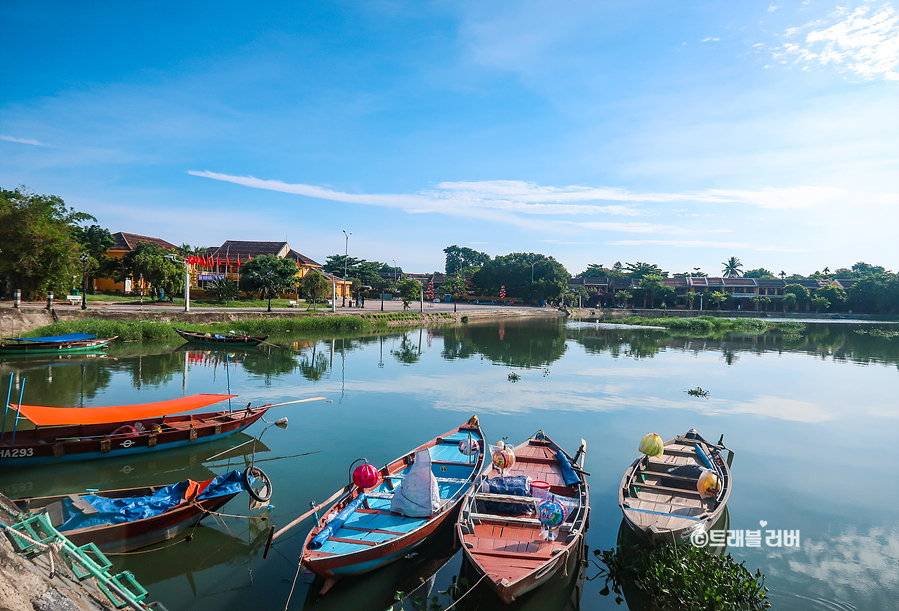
[205,278,240,302]
[784,284,810,309]
[709,291,728,310]
[779,270,787,279]
[576,264,605,278]
[685,291,697,310]
[637,275,663,308]
[811,295,829,313]
[0,187,95,299]
[750,294,772,311]
[615,290,631,307]
[624,262,667,279]
[721,256,743,278]
[72,224,116,291]
[439,274,467,299]
[120,242,182,300]
[240,254,298,311]
[743,267,775,279]
[301,269,330,309]
[783,293,797,312]
[397,277,422,310]
[815,285,846,311]
[472,252,568,303]
[444,245,490,275]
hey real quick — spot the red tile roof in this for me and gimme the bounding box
[111,232,177,251]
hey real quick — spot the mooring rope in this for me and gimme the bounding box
[442,571,497,611]
[283,560,304,611]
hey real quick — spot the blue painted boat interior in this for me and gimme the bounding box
[313,428,482,557]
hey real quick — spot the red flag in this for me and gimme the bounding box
[226,254,230,268]
[217,255,221,268]
[237,256,241,269]
[248,254,252,262]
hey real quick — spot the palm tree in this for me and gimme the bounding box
[721,257,743,278]
[779,270,786,280]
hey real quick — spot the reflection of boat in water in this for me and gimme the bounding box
[454,537,588,611]
[0,433,269,499]
[115,518,271,590]
[611,508,730,611]
[302,524,459,611]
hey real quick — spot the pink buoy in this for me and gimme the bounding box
[352,463,379,489]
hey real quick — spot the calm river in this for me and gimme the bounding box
[1,318,897,611]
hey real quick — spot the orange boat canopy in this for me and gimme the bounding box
[11,394,238,426]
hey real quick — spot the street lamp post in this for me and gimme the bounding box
[342,230,351,307]
[392,259,397,284]
[79,254,88,310]
[165,254,190,312]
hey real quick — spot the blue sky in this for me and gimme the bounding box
[2,1,897,276]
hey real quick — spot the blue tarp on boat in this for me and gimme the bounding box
[10,333,97,343]
[57,471,246,532]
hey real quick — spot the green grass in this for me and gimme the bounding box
[26,315,370,341]
[610,315,805,335]
[86,294,146,302]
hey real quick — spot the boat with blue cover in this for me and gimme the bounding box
[12,468,270,553]
[0,333,117,355]
[300,416,486,596]
[173,328,268,347]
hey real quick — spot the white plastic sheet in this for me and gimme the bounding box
[390,448,441,517]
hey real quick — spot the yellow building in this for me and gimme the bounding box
[95,232,177,294]
[201,240,351,299]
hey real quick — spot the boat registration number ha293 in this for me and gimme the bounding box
[1,448,34,458]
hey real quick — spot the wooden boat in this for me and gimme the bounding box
[301,417,486,595]
[618,428,733,546]
[12,470,258,553]
[456,431,590,604]
[0,394,269,466]
[174,328,268,347]
[0,333,117,355]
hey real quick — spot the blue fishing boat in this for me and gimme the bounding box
[0,333,117,355]
[300,416,486,596]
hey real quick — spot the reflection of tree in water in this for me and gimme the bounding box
[0,357,113,407]
[566,323,899,368]
[108,350,184,388]
[391,333,422,365]
[437,319,567,368]
[299,343,329,382]
[240,348,300,379]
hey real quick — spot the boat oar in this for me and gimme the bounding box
[257,339,281,349]
[262,397,327,409]
[264,482,354,557]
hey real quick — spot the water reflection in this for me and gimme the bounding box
[438,319,567,368]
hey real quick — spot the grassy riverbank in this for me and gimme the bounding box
[26,315,371,341]
[609,315,806,335]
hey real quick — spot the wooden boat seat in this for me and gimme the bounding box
[67,495,99,516]
[632,482,702,497]
[470,512,542,526]
[44,501,65,527]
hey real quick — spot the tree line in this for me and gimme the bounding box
[2,187,896,313]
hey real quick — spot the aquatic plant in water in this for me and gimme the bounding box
[595,544,770,610]
[686,387,711,399]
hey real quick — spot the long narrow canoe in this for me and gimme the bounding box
[618,428,733,545]
[301,417,486,596]
[0,334,117,355]
[12,470,253,553]
[174,328,267,347]
[0,395,269,466]
[457,431,590,604]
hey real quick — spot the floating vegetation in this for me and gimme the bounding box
[392,575,469,610]
[595,544,770,610]
[686,387,710,399]
[855,329,899,339]
[610,315,805,337]
[508,372,521,382]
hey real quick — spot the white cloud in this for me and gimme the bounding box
[701,37,721,42]
[705,186,847,209]
[756,246,812,252]
[606,240,750,248]
[769,5,781,12]
[774,3,899,82]
[0,135,51,147]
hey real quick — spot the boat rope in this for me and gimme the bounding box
[2,524,64,578]
[442,572,497,611]
[282,560,304,611]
